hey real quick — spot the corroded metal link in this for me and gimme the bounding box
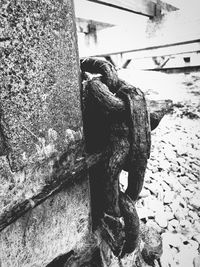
[81,57,151,257]
[80,57,119,93]
[116,85,151,201]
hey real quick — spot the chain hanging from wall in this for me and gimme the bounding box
[81,57,151,258]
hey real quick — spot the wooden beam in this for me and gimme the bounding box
[74,0,150,26]
[160,57,171,68]
[90,39,200,59]
[87,0,156,18]
[123,40,200,60]
[122,59,132,69]
[147,65,200,73]
[74,0,178,26]
[77,9,200,59]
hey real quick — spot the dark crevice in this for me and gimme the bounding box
[46,250,74,267]
[0,110,9,157]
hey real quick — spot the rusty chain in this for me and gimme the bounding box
[81,57,151,258]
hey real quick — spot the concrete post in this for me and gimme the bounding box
[0,1,91,266]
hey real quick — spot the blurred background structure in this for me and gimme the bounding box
[74,0,200,72]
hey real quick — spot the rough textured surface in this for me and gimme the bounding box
[0,1,91,266]
[81,58,153,260]
[0,181,90,267]
[0,0,82,210]
[0,0,81,171]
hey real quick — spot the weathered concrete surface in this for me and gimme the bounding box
[0,0,91,266]
[0,181,90,267]
[0,0,81,171]
[0,0,83,207]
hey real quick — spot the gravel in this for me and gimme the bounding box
[119,70,200,267]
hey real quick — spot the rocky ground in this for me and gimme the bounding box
[119,70,200,267]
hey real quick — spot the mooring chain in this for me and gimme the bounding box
[81,57,151,257]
